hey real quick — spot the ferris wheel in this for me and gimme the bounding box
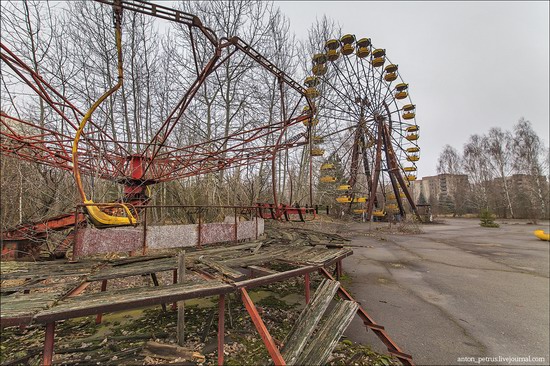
[302,34,421,221]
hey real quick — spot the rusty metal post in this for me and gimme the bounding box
[197,209,202,248]
[95,280,108,324]
[241,288,286,365]
[42,322,55,366]
[366,124,384,221]
[218,294,225,366]
[304,273,311,305]
[271,154,280,220]
[172,269,178,310]
[177,251,186,346]
[234,207,238,242]
[142,207,148,255]
[150,273,166,312]
[309,141,313,207]
[71,205,80,262]
[255,208,259,239]
[66,281,90,297]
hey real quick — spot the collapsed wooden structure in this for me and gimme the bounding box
[1,228,413,365]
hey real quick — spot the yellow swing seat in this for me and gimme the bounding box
[84,199,137,227]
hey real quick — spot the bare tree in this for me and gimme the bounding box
[484,127,515,218]
[463,134,492,211]
[512,118,549,221]
[0,0,56,127]
[436,144,463,175]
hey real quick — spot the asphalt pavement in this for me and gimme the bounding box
[341,218,550,365]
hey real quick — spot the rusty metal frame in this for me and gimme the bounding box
[320,267,414,366]
[380,122,422,221]
[366,119,384,220]
[0,0,313,216]
[241,288,286,365]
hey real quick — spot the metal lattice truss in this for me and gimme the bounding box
[0,0,314,186]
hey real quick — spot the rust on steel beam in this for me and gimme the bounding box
[42,322,56,366]
[348,111,365,188]
[218,294,225,366]
[141,50,222,176]
[381,123,421,222]
[95,280,108,324]
[229,36,308,101]
[319,268,414,366]
[93,0,217,45]
[0,47,132,169]
[240,288,286,366]
[65,281,91,298]
[1,212,86,241]
[381,128,405,217]
[366,120,384,221]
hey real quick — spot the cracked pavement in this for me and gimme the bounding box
[342,218,550,365]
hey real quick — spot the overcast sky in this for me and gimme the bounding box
[275,1,549,177]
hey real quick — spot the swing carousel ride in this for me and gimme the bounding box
[1,0,421,259]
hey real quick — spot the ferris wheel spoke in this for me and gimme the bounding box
[345,53,374,115]
[325,72,362,113]
[341,55,369,108]
[359,57,382,115]
[316,95,361,120]
[331,59,362,104]
[352,54,379,117]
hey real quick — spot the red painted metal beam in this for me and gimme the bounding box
[240,288,286,366]
[95,280,108,324]
[65,281,91,298]
[319,267,413,366]
[1,213,86,241]
[42,322,55,366]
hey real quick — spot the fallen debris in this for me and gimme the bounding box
[141,340,205,362]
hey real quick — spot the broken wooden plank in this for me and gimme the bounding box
[187,242,260,257]
[34,280,233,323]
[0,260,101,281]
[295,299,359,366]
[280,279,340,365]
[0,278,49,294]
[252,242,263,253]
[198,257,246,281]
[0,290,66,327]
[220,247,290,267]
[141,341,205,362]
[86,257,177,281]
[86,242,262,281]
[247,265,278,276]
